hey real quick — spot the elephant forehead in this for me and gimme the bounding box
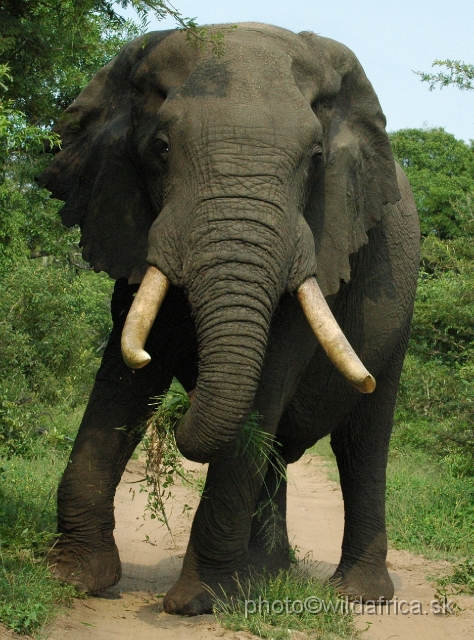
[131,25,310,99]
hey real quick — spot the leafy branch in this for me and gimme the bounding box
[142,379,287,546]
[415,60,474,91]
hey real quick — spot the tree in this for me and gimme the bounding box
[416,60,474,92]
[390,128,474,238]
[390,128,474,475]
[0,1,196,125]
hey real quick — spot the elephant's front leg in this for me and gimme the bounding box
[163,452,266,615]
[50,378,148,593]
[329,344,408,602]
[49,281,197,593]
[248,456,291,573]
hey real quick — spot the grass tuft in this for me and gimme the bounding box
[436,558,474,596]
[214,559,359,639]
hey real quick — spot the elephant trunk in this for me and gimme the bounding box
[174,204,289,462]
[175,288,272,462]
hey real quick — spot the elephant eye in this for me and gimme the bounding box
[152,136,170,162]
[309,146,325,170]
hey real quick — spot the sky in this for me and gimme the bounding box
[123,0,473,142]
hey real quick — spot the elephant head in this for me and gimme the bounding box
[38,24,400,462]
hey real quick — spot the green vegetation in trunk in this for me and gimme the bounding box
[141,379,195,537]
[143,380,287,542]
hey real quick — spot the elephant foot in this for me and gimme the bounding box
[163,538,244,616]
[163,569,240,615]
[163,572,213,615]
[47,538,122,594]
[329,560,394,602]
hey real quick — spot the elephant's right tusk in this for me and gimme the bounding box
[121,266,170,369]
[297,278,376,393]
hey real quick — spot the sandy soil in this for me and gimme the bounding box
[20,454,474,640]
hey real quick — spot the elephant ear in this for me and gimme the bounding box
[299,32,401,297]
[37,32,171,283]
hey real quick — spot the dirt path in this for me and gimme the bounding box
[44,455,474,640]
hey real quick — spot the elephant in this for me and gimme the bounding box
[37,23,420,615]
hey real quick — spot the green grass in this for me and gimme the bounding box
[0,407,82,635]
[215,561,359,640]
[436,558,474,596]
[385,449,474,559]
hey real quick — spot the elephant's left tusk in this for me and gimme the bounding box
[297,278,376,393]
[121,266,170,369]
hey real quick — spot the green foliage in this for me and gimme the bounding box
[0,439,79,634]
[0,66,59,160]
[142,379,193,535]
[0,263,113,456]
[390,128,474,476]
[394,226,474,474]
[437,559,474,596]
[0,558,75,636]
[0,65,64,273]
[215,562,359,640]
[0,1,141,125]
[390,128,474,238]
[416,60,474,91]
[386,450,474,558]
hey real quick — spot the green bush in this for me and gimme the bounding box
[0,444,78,634]
[390,128,474,238]
[392,177,474,476]
[0,261,112,456]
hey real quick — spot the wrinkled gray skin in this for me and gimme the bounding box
[38,24,420,615]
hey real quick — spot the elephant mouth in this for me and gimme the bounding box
[121,265,376,394]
